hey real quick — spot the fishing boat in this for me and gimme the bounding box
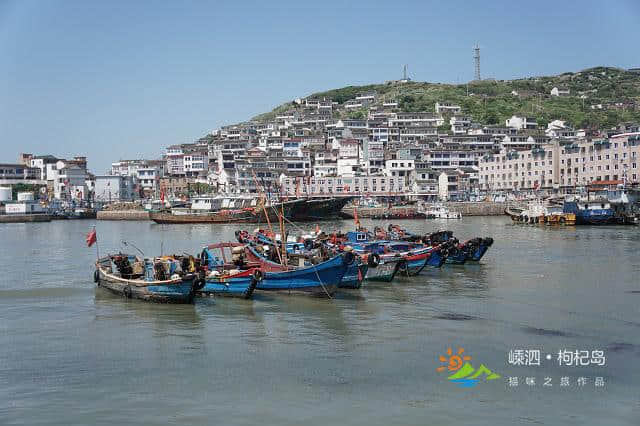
[382,242,446,275]
[94,253,199,303]
[342,231,448,275]
[149,197,305,224]
[444,242,469,265]
[424,204,462,219]
[562,199,616,225]
[339,257,369,289]
[288,196,354,221]
[461,237,494,262]
[243,245,352,296]
[198,243,260,298]
[362,255,404,282]
[200,269,260,299]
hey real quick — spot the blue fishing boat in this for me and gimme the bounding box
[94,254,198,303]
[563,200,616,225]
[340,258,369,289]
[200,269,259,299]
[244,245,352,296]
[444,244,468,265]
[196,243,261,298]
[463,237,494,262]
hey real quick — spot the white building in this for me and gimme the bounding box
[435,102,462,114]
[550,87,570,97]
[505,115,538,130]
[94,175,135,202]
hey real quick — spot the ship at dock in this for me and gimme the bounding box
[148,195,352,224]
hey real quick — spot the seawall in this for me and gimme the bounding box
[443,202,511,216]
[97,210,150,221]
[342,202,512,218]
[0,214,52,223]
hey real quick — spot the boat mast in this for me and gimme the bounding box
[279,202,288,268]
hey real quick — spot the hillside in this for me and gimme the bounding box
[252,67,640,129]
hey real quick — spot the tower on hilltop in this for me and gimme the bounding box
[473,44,481,81]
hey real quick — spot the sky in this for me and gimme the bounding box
[1,0,639,173]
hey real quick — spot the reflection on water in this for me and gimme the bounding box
[1,217,639,425]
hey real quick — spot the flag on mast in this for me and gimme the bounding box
[86,228,97,247]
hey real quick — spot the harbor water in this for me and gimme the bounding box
[1,217,639,425]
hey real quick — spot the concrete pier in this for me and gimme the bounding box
[96,210,150,221]
[0,214,52,223]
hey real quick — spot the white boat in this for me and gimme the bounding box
[425,204,462,219]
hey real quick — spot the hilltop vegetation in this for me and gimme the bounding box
[252,67,640,129]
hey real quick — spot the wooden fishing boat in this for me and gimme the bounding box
[461,237,494,262]
[243,245,352,296]
[362,255,404,282]
[200,269,259,299]
[149,198,306,224]
[198,243,260,298]
[339,258,368,289]
[94,254,198,303]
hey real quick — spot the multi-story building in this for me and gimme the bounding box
[478,132,640,191]
[435,102,462,114]
[94,175,135,202]
[281,175,408,197]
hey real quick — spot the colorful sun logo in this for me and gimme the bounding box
[437,347,472,372]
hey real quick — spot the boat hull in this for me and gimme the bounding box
[339,262,368,289]
[465,238,494,262]
[245,246,350,296]
[289,197,354,221]
[149,199,305,224]
[365,257,403,282]
[200,270,258,299]
[397,252,430,276]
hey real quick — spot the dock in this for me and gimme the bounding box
[0,214,52,223]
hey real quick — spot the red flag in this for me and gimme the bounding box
[86,228,97,247]
[160,190,165,203]
[357,267,363,282]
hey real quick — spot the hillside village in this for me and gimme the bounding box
[3,67,640,204]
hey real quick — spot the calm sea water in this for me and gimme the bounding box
[1,217,639,425]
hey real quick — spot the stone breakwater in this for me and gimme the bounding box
[342,202,512,218]
[0,214,52,223]
[443,202,511,216]
[96,210,150,221]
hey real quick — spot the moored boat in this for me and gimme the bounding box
[94,254,198,303]
[243,245,352,296]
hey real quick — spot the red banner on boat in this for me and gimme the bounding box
[86,228,97,247]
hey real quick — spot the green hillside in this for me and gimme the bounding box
[253,67,640,129]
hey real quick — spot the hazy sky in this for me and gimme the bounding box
[1,0,639,173]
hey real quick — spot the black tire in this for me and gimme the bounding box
[197,278,206,291]
[367,253,380,268]
[123,285,132,299]
[387,224,393,232]
[397,259,408,272]
[252,269,263,282]
[93,269,99,283]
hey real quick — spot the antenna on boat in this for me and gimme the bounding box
[121,240,145,257]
